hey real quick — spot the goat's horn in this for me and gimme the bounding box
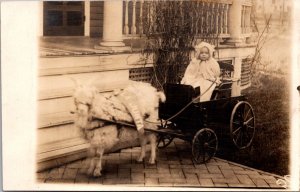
[69,76,79,87]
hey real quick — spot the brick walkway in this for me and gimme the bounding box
[37,139,284,189]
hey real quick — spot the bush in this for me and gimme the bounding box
[217,73,290,176]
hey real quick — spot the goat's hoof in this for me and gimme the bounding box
[79,168,88,174]
[93,168,102,177]
[87,168,94,176]
[136,157,144,163]
[148,159,156,165]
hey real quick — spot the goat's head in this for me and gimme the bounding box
[73,84,98,115]
[70,78,98,128]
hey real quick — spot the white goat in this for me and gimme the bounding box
[72,81,165,177]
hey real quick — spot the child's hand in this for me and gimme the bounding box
[215,77,221,86]
[180,78,186,84]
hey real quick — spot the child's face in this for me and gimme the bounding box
[198,47,210,61]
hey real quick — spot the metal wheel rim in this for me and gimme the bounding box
[192,128,218,164]
[230,101,256,149]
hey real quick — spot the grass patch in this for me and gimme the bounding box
[217,73,290,176]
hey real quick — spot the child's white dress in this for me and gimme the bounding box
[181,58,220,102]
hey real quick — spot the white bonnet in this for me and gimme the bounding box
[194,42,215,56]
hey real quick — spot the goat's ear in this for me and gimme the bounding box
[92,87,98,95]
[87,76,100,86]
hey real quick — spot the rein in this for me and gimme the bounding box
[144,79,218,125]
[72,80,217,130]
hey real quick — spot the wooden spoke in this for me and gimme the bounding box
[243,130,250,141]
[208,146,216,150]
[196,150,201,161]
[244,117,254,125]
[162,139,166,146]
[244,108,251,120]
[235,130,241,141]
[232,126,242,135]
[239,131,244,146]
[232,121,240,125]
[246,125,255,129]
[243,104,251,119]
[208,139,217,145]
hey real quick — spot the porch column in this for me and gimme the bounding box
[227,0,243,45]
[95,1,129,51]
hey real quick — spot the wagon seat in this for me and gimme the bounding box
[161,62,236,107]
[210,61,235,100]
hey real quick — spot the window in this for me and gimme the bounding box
[43,1,84,36]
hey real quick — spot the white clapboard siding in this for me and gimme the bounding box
[38,111,74,129]
[37,123,81,146]
[38,97,74,115]
[39,69,129,94]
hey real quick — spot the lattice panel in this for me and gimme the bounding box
[129,67,153,83]
[241,58,252,86]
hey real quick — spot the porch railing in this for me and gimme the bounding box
[191,1,231,37]
[122,0,252,39]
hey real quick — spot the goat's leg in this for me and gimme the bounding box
[87,148,97,176]
[148,133,157,164]
[80,157,91,174]
[80,149,91,174]
[93,148,104,177]
[145,113,158,164]
[137,133,147,162]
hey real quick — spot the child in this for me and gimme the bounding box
[181,42,221,102]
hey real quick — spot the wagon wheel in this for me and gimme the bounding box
[192,128,218,164]
[230,101,255,149]
[157,121,175,149]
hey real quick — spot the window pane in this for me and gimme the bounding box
[67,11,82,26]
[47,11,63,26]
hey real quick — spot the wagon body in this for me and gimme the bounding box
[157,83,255,163]
[159,95,246,136]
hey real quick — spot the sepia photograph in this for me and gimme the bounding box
[2,0,300,191]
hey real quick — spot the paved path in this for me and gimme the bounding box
[37,139,284,189]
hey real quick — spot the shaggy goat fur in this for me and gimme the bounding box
[73,81,165,177]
